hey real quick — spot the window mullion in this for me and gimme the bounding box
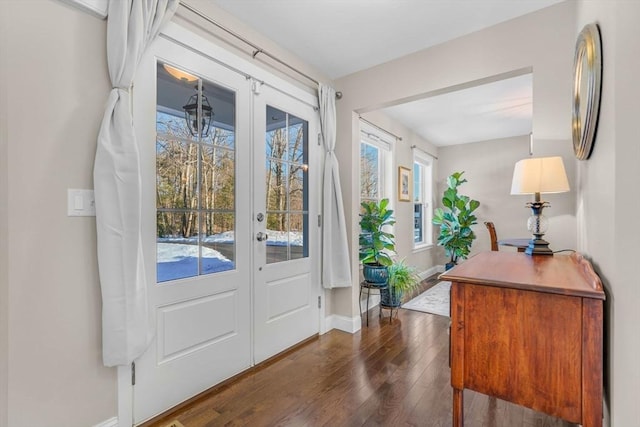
[285,113,291,261]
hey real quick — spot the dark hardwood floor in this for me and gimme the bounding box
[144,276,575,427]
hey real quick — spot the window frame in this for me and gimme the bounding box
[359,122,393,206]
[412,151,434,249]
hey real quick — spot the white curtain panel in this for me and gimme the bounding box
[94,0,178,367]
[318,84,352,288]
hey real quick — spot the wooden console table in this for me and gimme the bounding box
[441,251,605,427]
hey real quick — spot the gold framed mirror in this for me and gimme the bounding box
[572,23,602,160]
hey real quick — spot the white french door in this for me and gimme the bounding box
[133,37,253,424]
[252,85,320,364]
[131,34,319,425]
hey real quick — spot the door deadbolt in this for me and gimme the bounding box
[256,213,264,222]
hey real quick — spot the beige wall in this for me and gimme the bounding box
[335,1,577,318]
[1,1,114,426]
[0,2,9,426]
[575,1,640,425]
[359,110,440,275]
[437,136,577,260]
[1,0,334,425]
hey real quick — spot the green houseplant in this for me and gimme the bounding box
[380,259,420,307]
[432,171,480,269]
[359,198,396,284]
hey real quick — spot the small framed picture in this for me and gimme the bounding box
[398,166,411,202]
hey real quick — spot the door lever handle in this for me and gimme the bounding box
[256,232,269,242]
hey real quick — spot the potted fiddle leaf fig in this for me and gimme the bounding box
[359,198,396,284]
[380,259,420,308]
[432,171,480,270]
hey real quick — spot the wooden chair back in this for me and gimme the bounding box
[484,221,499,251]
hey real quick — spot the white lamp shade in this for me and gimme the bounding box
[511,156,570,195]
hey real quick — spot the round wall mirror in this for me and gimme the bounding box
[572,23,602,160]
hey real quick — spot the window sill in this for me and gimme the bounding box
[412,244,434,253]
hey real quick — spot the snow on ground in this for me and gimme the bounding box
[157,243,234,282]
[156,230,302,282]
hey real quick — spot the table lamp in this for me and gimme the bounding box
[510,156,570,255]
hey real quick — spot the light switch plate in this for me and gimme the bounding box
[67,189,96,217]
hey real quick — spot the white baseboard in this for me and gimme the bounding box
[325,265,445,335]
[325,314,361,333]
[359,293,381,313]
[418,265,445,281]
[93,417,118,427]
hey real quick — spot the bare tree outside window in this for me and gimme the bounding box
[265,106,308,264]
[360,142,379,204]
[156,63,237,282]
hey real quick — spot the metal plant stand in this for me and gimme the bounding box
[359,281,387,326]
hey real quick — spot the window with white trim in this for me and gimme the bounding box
[359,123,392,205]
[413,152,433,247]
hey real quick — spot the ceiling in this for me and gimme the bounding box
[212,0,563,146]
[382,73,532,146]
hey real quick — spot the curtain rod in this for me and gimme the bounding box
[359,117,403,141]
[178,1,342,99]
[159,33,320,111]
[411,145,438,160]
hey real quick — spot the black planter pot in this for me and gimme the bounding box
[381,287,402,307]
[363,264,388,284]
[445,262,457,271]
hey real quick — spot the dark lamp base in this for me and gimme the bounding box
[525,238,554,256]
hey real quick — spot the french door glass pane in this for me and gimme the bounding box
[156,62,236,282]
[289,213,308,260]
[201,212,235,274]
[266,161,288,211]
[201,145,235,211]
[264,213,308,263]
[289,167,304,211]
[287,119,305,163]
[156,211,199,282]
[266,213,287,264]
[157,139,198,210]
[265,106,308,264]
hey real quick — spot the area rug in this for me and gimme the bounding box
[402,281,451,317]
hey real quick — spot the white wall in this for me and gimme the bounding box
[437,136,577,260]
[575,1,640,425]
[335,1,577,318]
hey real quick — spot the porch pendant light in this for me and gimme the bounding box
[163,63,197,83]
[183,85,213,138]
